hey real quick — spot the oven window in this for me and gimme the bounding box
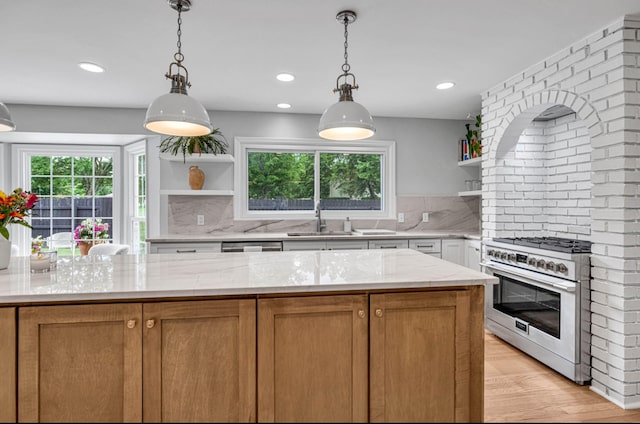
[493,275,560,338]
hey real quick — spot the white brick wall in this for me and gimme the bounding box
[481,14,640,409]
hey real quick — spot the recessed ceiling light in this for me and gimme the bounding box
[277,103,291,109]
[276,73,295,82]
[78,62,105,73]
[436,81,455,90]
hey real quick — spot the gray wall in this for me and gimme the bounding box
[1,104,479,196]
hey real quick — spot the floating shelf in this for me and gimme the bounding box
[160,189,234,196]
[458,190,481,197]
[159,153,235,163]
[457,157,482,167]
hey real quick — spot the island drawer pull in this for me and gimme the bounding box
[375,308,383,318]
[127,319,136,329]
[358,309,365,319]
[146,319,156,329]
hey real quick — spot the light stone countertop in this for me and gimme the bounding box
[0,249,496,304]
[147,231,481,243]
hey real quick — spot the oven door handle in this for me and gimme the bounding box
[481,262,576,293]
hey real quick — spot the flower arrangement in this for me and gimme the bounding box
[73,218,110,242]
[0,187,39,240]
[31,235,45,255]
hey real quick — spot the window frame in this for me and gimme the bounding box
[234,137,396,220]
[11,144,121,255]
[124,140,146,254]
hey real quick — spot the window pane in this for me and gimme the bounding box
[52,156,72,176]
[247,152,314,211]
[95,177,113,196]
[31,177,51,196]
[31,156,51,176]
[51,177,73,196]
[73,157,94,177]
[319,153,382,210]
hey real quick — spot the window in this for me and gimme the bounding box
[12,144,121,255]
[125,141,147,254]
[234,137,396,220]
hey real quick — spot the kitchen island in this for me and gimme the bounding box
[0,249,496,423]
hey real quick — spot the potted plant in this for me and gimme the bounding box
[464,114,482,159]
[73,218,110,255]
[159,128,229,163]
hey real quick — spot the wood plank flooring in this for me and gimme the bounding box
[484,331,640,422]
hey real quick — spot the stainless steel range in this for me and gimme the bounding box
[482,236,591,385]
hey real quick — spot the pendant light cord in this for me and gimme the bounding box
[174,4,184,72]
[342,15,350,75]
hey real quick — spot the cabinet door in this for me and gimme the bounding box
[325,239,368,250]
[465,239,481,271]
[0,307,16,423]
[143,299,256,422]
[258,295,368,422]
[441,238,465,265]
[151,242,222,254]
[370,289,483,422]
[18,303,143,423]
[368,239,409,249]
[282,240,326,251]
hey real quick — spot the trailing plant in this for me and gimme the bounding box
[464,114,482,158]
[159,128,229,163]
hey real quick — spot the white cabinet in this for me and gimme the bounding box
[441,239,465,266]
[409,239,441,258]
[368,239,409,249]
[283,240,368,251]
[159,153,235,196]
[465,239,481,272]
[149,242,222,254]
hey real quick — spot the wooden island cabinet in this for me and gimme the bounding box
[0,249,494,422]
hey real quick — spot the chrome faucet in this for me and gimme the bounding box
[315,201,326,233]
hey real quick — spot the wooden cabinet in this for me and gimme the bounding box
[441,238,466,265]
[143,300,256,422]
[258,295,369,422]
[258,288,484,422]
[0,307,16,423]
[18,303,143,423]
[370,290,482,422]
[18,299,256,423]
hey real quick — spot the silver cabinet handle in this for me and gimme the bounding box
[176,249,197,253]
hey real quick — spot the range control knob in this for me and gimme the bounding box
[527,257,536,266]
[487,249,495,257]
[508,253,516,261]
[500,252,508,260]
[536,259,546,268]
[557,263,568,273]
[546,261,556,271]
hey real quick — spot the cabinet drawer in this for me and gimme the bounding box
[368,239,409,249]
[151,242,221,254]
[326,240,368,250]
[409,239,441,253]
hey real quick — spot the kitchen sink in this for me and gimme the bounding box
[286,231,353,236]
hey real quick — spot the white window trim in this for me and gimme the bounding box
[124,140,146,253]
[233,137,396,220]
[11,144,122,255]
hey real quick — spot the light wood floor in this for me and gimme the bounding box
[484,331,640,422]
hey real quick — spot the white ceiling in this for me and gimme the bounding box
[2,0,640,123]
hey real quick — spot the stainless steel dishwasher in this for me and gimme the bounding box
[221,240,283,252]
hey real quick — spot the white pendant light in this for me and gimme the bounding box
[0,102,16,132]
[318,10,375,141]
[144,0,212,137]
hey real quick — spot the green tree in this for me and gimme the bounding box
[248,152,314,199]
[321,153,381,200]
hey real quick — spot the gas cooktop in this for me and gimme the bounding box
[491,236,592,254]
